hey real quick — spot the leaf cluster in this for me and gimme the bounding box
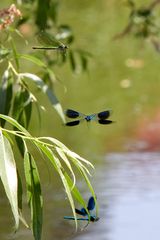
[0,1,97,240]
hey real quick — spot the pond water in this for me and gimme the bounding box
[71,152,160,240]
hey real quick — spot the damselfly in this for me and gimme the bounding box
[64,196,99,223]
[65,109,113,126]
[32,31,68,54]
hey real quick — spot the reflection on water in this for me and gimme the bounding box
[73,152,160,240]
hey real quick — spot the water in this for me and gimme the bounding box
[72,152,160,240]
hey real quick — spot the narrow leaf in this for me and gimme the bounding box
[36,143,78,229]
[0,130,19,229]
[19,54,46,68]
[24,150,43,240]
[19,73,65,123]
[69,50,76,72]
[0,69,13,127]
[0,114,30,135]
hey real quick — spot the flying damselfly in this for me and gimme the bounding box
[65,109,113,126]
[64,196,99,223]
[32,31,68,54]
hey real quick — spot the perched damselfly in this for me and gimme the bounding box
[32,31,68,54]
[65,109,113,126]
[64,196,99,223]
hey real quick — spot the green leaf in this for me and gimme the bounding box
[0,114,31,136]
[55,146,76,188]
[69,50,76,72]
[24,149,43,240]
[17,170,23,211]
[0,48,11,60]
[12,88,32,156]
[10,39,20,70]
[36,143,78,229]
[64,172,87,208]
[48,0,59,24]
[19,54,47,68]
[36,0,50,29]
[0,69,13,127]
[0,130,19,230]
[19,73,65,123]
[12,88,32,129]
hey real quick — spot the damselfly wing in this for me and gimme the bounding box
[65,109,113,126]
[64,196,99,222]
[32,31,68,53]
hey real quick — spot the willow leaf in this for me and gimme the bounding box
[0,130,19,230]
[36,143,78,229]
[24,150,43,240]
[19,54,46,68]
[0,69,13,127]
[19,73,65,123]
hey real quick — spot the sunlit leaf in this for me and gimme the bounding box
[19,54,47,68]
[24,149,43,240]
[55,146,76,189]
[64,172,87,208]
[0,48,11,60]
[36,143,78,229]
[37,136,94,168]
[0,114,30,136]
[19,72,65,123]
[0,130,19,230]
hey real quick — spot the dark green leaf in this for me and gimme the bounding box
[80,54,88,72]
[12,88,32,156]
[69,50,76,72]
[35,0,50,30]
[0,70,13,127]
[11,40,19,70]
[24,151,43,240]
[12,88,32,128]
[17,170,23,211]
[48,0,59,24]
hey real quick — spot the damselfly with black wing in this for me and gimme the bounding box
[64,196,99,223]
[65,109,113,126]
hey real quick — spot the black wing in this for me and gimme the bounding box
[65,109,80,118]
[75,208,87,216]
[87,196,95,211]
[97,110,111,120]
[65,120,80,126]
[98,119,113,124]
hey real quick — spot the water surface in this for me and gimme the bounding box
[72,152,160,240]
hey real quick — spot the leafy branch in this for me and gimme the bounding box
[0,114,97,239]
[0,2,97,240]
